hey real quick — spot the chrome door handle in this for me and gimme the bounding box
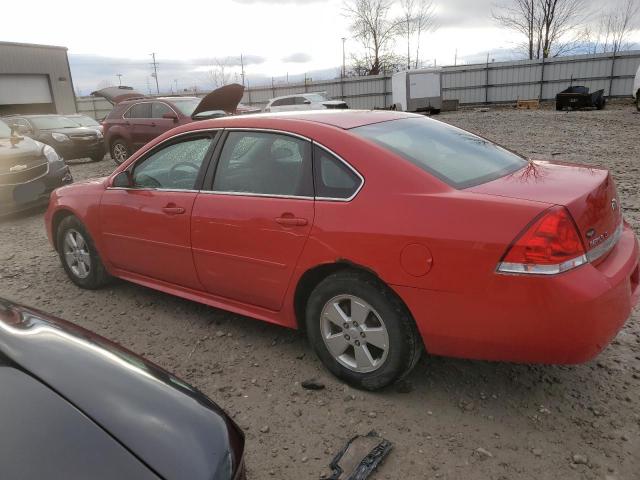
[275,216,308,226]
[162,206,185,215]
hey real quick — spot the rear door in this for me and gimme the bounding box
[100,133,217,289]
[191,130,314,311]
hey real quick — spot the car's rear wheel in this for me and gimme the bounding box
[57,216,110,289]
[305,270,422,390]
[110,140,130,165]
[636,92,640,112]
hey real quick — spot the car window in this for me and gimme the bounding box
[127,103,152,119]
[352,117,527,189]
[132,136,212,190]
[314,146,362,199]
[295,96,308,105]
[212,131,313,197]
[151,102,173,118]
[272,97,294,107]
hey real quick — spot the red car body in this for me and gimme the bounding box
[45,111,640,365]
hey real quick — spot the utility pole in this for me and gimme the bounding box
[454,49,457,66]
[116,73,123,86]
[174,79,178,94]
[150,52,160,94]
[240,53,246,86]
[341,37,346,77]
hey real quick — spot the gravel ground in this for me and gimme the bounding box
[1,105,639,480]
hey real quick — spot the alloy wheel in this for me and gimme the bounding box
[63,229,91,279]
[112,143,128,163]
[320,295,389,373]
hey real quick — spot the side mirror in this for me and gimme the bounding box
[162,112,178,122]
[112,171,132,188]
[303,100,311,105]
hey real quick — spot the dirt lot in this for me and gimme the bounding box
[1,105,639,480]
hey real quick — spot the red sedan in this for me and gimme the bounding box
[45,110,640,390]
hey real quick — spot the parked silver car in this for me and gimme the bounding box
[263,92,348,112]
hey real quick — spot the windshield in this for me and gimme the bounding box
[0,120,11,138]
[68,116,99,127]
[305,93,327,102]
[352,117,527,189]
[30,116,80,130]
[170,98,201,116]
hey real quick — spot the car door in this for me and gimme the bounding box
[191,130,315,311]
[151,102,179,137]
[100,132,218,289]
[126,102,154,150]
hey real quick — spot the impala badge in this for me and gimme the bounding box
[611,198,617,211]
[9,164,27,172]
[585,228,596,239]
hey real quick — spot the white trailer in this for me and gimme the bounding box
[392,68,442,113]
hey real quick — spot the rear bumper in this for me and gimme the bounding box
[0,163,72,217]
[395,224,640,364]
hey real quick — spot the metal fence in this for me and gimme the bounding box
[76,50,640,118]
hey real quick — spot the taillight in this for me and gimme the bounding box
[497,206,587,275]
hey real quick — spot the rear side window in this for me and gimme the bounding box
[272,97,294,107]
[313,146,362,200]
[352,118,527,189]
[126,103,151,119]
[212,131,313,197]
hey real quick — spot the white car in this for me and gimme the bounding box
[263,92,348,112]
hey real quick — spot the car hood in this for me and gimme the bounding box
[0,298,244,480]
[192,83,245,117]
[91,86,146,104]
[42,127,100,136]
[0,137,43,172]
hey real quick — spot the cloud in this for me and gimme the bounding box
[233,0,326,3]
[282,52,312,63]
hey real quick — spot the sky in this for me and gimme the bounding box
[1,0,638,95]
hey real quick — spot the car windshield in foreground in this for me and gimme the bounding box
[170,98,201,116]
[68,116,99,127]
[0,120,11,138]
[30,116,80,130]
[352,117,527,189]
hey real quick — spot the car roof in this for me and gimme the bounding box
[196,109,418,130]
[268,91,325,102]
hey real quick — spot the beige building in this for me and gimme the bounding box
[0,41,76,115]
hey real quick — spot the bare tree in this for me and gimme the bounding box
[493,0,586,59]
[343,0,401,75]
[593,0,639,53]
[413,0,437,68]
[207,57,233,88]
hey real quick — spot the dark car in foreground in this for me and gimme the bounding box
[0,120,72,216]
[96,83,245,164]
[3,114,105,162]
[0,297,246,480]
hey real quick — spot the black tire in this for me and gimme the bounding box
[110,139,130,165]
[636,92,640,112]
[56,216,111,289]
[556,103,563,111]
[596,98,606,110]
[90,152,105,162]
[305,270,423,391]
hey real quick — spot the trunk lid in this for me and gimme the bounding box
[470,160,623,258]
[90,86,146,105]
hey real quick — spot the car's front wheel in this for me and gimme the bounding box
[57,216,111,289]
[305,270,422,390]
[110,140,130,165]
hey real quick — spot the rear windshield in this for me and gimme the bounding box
[170,98,201,116]
[30,116,79,130]
[352,117,527,189]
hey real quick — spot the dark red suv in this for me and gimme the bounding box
[97,84,246,164]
